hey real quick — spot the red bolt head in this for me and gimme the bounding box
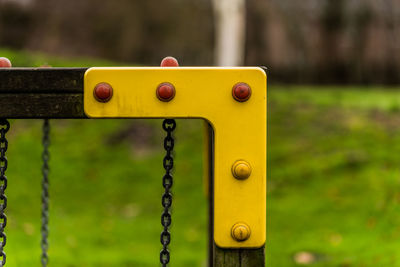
[94,82,113,102]
[232,83,251,102]
[157,82,175,102]
[160,57,179,67]
[0,57,12,68]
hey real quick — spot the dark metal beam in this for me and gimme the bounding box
[0,68,87,93]
[0,93,85,118]
[0,68,87,118]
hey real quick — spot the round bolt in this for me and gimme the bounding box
[232,160,252,180]
[94,82,113,102]
[0,57,12,68]
[157,82,176,102]
[160,56,179,67]
[231,223,251,242]
[232,82,251,102]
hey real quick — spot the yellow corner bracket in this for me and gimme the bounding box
[83,67,266,248]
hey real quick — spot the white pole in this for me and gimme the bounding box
[212,0,246,66]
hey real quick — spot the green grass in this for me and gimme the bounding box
[6,119,207,266]
[2,48,400,266]
[268,86,400,266]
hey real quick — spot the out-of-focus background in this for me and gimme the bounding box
[1,0,400,266]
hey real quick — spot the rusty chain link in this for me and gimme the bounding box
[160,119,176,266]
[0,119,10,267]
[41,119,50,266]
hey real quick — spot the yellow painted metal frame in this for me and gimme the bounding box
[83,67,266,248]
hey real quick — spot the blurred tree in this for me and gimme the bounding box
[27,0,214,65]
[352,2,372,83]
[1,0,399,83]
[212,0,246,66]
[245,0,267,67]
[0,1,32,49]
[319,0,347,83]
[382,0,399,84]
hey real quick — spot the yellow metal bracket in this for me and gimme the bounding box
[83,67,266,248]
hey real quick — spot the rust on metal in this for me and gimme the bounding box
[156,82,176,102]
[160,57,179,67]
[93,82,113,102]
[232,82,251,102]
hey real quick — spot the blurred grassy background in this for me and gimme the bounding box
[3,49,400,266]
[269,87,400,266]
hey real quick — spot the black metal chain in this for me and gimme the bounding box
[160,119,176,267]
[0,119,10,267]
[41,119,50,267]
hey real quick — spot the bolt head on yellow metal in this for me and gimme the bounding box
[231,223,251,241]
[232,160,252,180]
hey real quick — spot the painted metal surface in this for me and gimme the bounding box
[83,67,266,248]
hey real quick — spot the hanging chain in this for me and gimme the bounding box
[41,119,50,267]
[0,119,10,267]
[160,119,176,267]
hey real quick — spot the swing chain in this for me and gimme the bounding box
[41,119,50,266]
[0,119,10,266]
[160,119,176,267]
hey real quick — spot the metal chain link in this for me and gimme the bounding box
[0,119,10,267]
[160,119,176,267]
[41,119,50,267]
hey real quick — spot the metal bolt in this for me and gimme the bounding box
[0,57,12,68]
[231,223,251,242]
[232,160,252,180]
[232,82,251,102]
[160,56,179,67]
[94,82,113,102]
[157,82,176,102]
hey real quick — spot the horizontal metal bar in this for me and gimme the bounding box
[0,93,86,118]
[0,68,87,93]
[0,68,87,118]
